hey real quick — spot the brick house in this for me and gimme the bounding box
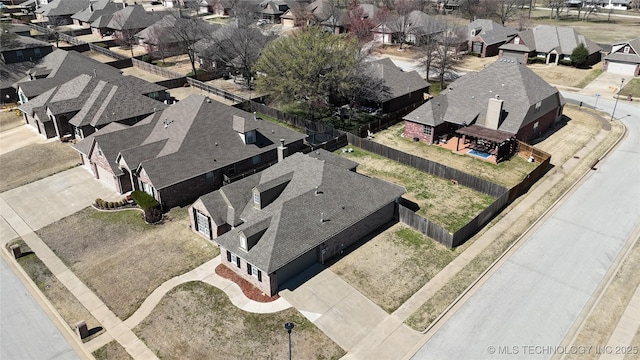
[71,0,120,33]
[35,0,91,25]
[603,38,640,77]
[404,60,565,155]
[189,150,405,296]
[463,19,517,58]
[499,25,601,66]
[73,94,307,207]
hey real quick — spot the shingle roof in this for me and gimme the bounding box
[307,148,358,170]
[106,4,163,31]
[17,51,166,99]
[367,58,430,100]
[404,60,561,133]
[72,0,120,23]
[209,152,405,273]
[36,0,91,16]
[467,19,516,45]
[136,15,220,46]
[499,25,601,55]
[115,94,307,190]
[604,38,640,64]
[0,34,53,52]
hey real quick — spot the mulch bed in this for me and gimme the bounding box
[215,264,280,303]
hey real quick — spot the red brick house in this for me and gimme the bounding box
[463,19,517,58]
[189,150,405,296]
[404,60,565,153]
[73,94,307,207]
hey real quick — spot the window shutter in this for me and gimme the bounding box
[236,256,241,268]
[226,250,231,262]
[257,270,262,282]
[207,217,212,240]
[247,263,252,275]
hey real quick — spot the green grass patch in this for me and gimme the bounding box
[574,68,603,88]
[256,112,305,133]
[619,78,640,98]
[427,81,449,95]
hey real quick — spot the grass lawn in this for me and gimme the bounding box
[405,118,624,331]
[619,78,640,98]
[7,239,105,342]
[36,207,219,319]
[93,341,132,360]
[0,142,79,193]
[331,223,458,312]
[339,147,495,232]
[133,281,345,360]
[529,62,603,88]
[373,125,537,188]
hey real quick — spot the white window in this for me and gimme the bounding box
[253,192,260,205]
[537,53,546,58]
[97,145,103,156]
[514,37,520,45]
[240,234,247,250]
[533,121,539,132]
[143,182,155,197]
[535,101,542,112]
[195,209,211,239]
[247,263,262,282]
[230,253,241,268]
[623,46,630,54]
[423,126,432,135]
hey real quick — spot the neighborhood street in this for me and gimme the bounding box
[409,94,640,359]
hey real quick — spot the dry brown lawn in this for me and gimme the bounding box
[373,125,537,188]
[331,223,458,312]
[0,142,79,193]
[340,147,495,232]
[529,62,603,88]
[0,108,24,132]
[566,238,640,360]
[93,341,133,360]
[8,239,105,342]
[456,56,499,71]
[36,207,219,319]
[405,118,624,331]
[134,281,345,360]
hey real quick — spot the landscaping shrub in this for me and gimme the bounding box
[527,57,546,64]
[470,52,481,57]
[141,54,152,63]
[130,190,162,223]
[559,59,572,66]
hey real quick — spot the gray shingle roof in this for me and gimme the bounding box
[307,148,358,170]
[72,0,120,23]
[499,25,601,56]
[467,19,516,45]
[106,4,163,31]
[209,152,405,273]
[117,94,307,190]
[36,0,91,16]
[367,58,429,99]
[17,50,166,99]
[604,38,640,64]
[0,34,53,52]
[404,60,561,133]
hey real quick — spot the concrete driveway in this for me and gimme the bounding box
[0,167,119,234]
[579,71,628,98]
[0,125,47,156]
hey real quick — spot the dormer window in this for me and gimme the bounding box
[624,46,630,54]
[240,234,247,250]
[232,115,257,144]
[514,37,520,45]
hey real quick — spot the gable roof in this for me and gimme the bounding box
[467,19,516,45]
[499,25,601,55]
[72,0,120,23]
[107,4,163,31]
[136,14,221,45]
[207,152,405,273]
[112,94,307,190]
[16,50,166,99]
[367,58,430,99]
[604,38,640,64]
[404,60,561,133]
[36,0,91,16]
[0,34,53,52]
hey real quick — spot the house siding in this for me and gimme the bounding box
[1,46,53,64]
[158,169,224,209]
[220,246,274,296]
[90,144,121,190]
[189,199,232,240]
[516,106,559,143]
[404,120,435,144]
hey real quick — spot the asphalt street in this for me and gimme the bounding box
[411,94,640,359]
[0,257,80,360]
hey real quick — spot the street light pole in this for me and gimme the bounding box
[284,322,294,360]
[610,78,625,122]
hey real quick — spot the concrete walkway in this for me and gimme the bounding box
[0,124,46,156]
[579,71,629,98]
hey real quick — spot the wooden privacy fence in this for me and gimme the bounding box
[346,133,551,247]
[132,58,183,79]
[186,78,248,103]
[354,100,426,138]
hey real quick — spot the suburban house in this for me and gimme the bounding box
[603,38,640,77]
[259,1,289,23]
[106,4,164,47]
[71,0,120,33]
[404,60,565,159]
[18,74,167,139]
[463,19,517,58]
[189,150,405,296]
[364,58,430,114]
[499,25,601,66]
[16,50,167,104]
[198,0,233,16]
[136,15,221,60]
[1,34,54,102]
[72,94,307,207]
[35,0,91,24]
[371,10,444,46]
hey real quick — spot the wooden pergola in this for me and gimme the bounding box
[455,125,517,163]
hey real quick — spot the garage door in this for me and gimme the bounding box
[95,164,116,190]
[501,51,523,62]
[607,61,637,75]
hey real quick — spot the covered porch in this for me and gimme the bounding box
[434,125,516,164]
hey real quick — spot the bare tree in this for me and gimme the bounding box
[387,0,417,49]
[433,22,464,89]
[494,0,522,25]
[171,14,218,76]
[418,19,445,81]
[547,0,564,19]
[110,12,137,58]
[458,0,496,21]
